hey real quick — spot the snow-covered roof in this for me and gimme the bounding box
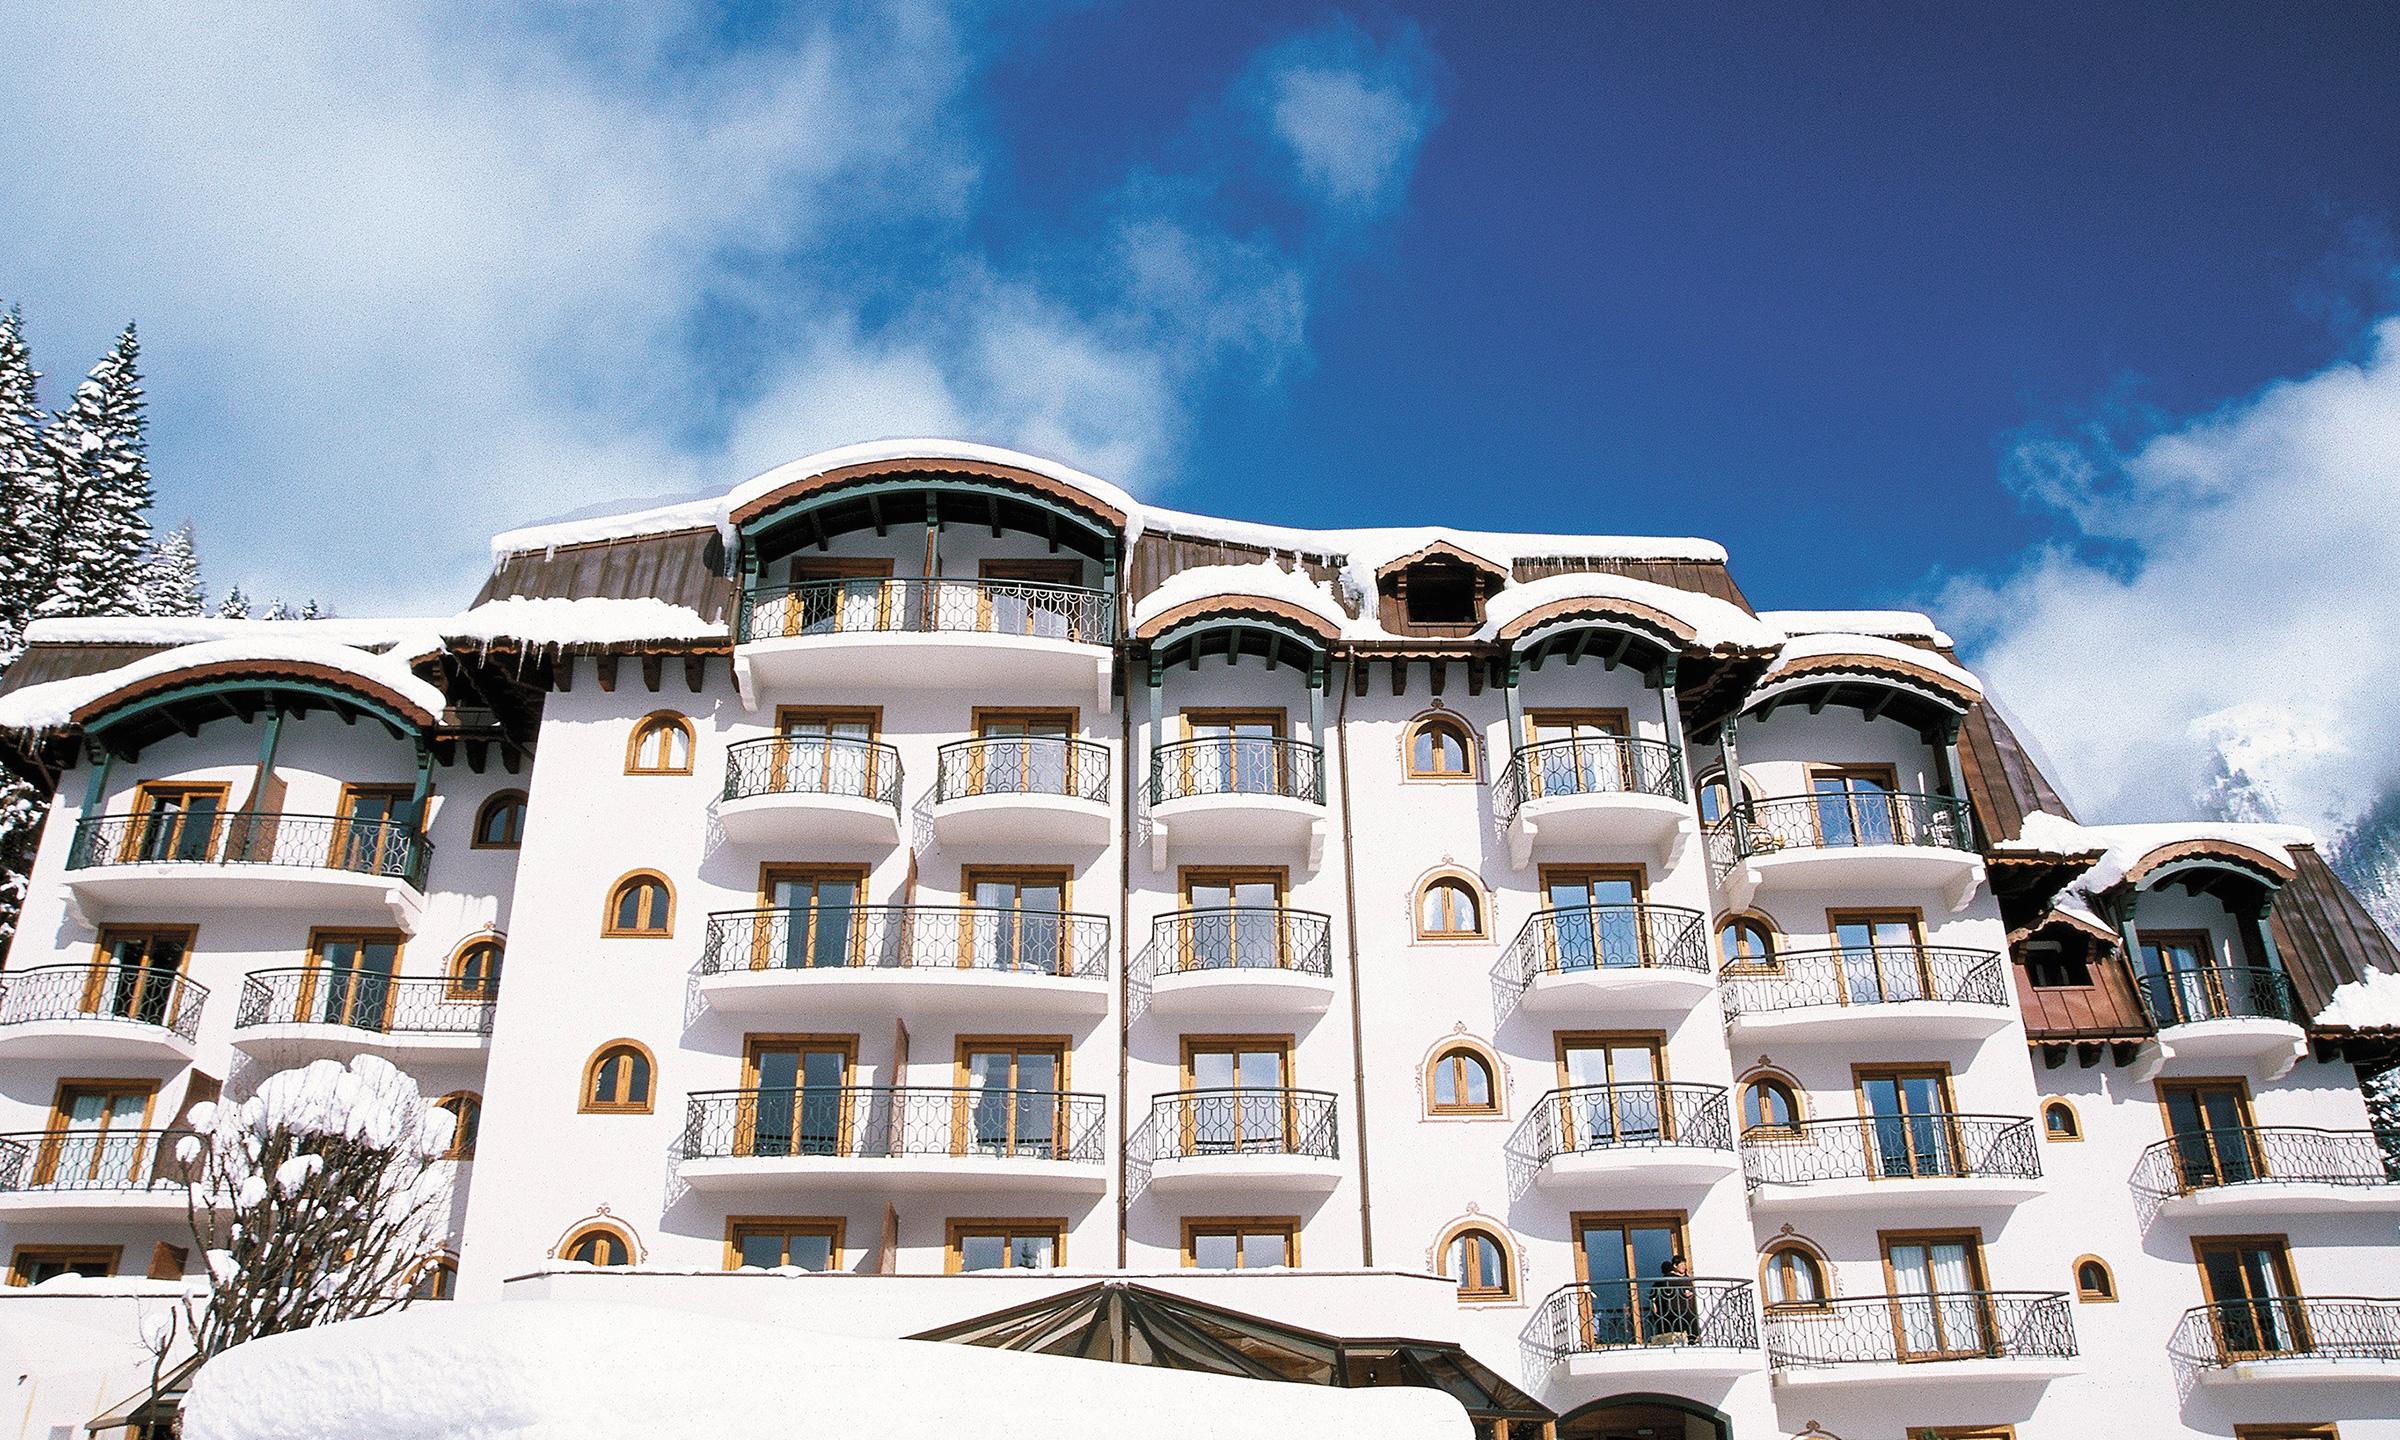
[1748,631,1984,710]
[0,637,449,732]
[1999,812,2314,899]
[1475,571,1778,650]
[22,616,445,649]
[1758,609,1956,649]
[1130,563,1360,642]
[442,598,725,648]
[2315,968,2400,1030]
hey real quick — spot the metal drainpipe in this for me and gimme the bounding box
[1333,654,1375,1265]
[1116,660,1136,1268]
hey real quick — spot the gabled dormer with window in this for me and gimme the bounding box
[1373,541,1509,636]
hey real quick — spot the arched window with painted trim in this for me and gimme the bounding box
[604,872,674,936]
[2074,1256,2116,1302]
[1427,1044,1499,1115]
[1415,875,1486,939]
[1439,1224,1514,1302]
[582,1041,654,1114]
[435,1091,481,1160]
[1742,1076,1801,1134]
[1761,1243,1827,1308]
[472,790,528,848]
[1406,715,1477,780]
[626,713,694,775]
[2042,1098,2081,1141]
[411,1254,458,1300]
[1718,916,1777,969]
[560,1224,633,1267]
[448,937,503,1000]
[1696,769,1755,827]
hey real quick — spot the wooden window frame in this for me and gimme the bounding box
[625,711,696,776]
[979,557,1084,585]
[724,1216,845,1272]
[1694,767,1757,827]
[1175,866,1292,972]
[1403,712,1478,782]
[1826,908,1931,1004]
[603,870,676,938]
[1181,1216,1301,1270]
[1522,708,1630,743]
[470,790,528,849]
[1568,1210,1690,1334]
[952,1035,1072,1157]
[1760,1240,1830,1310]
[770,706,886,798]
[2138,927,2232,1024]
[558,1222,635,1266]
[1537,865,1652,971]
[1742,1073,1804,1135]
[753,864,873,968]
[1876,1227,1993,1361]
[961,867,1076,974]
[1179,708,1288,739]
[446,936,504,1001]
[85,925,196,1020]
[410,1253,459,1300]
[2156,1076,2263,1183]
[123,781,232,863]
[1413,872,1488,941]
[2041,1097,2081,1142]
[581,1040,656,1115]
[1426,1042,1501,1116]
[1717,913,1779,971]
[434,1091,481,1160]
[37,1078,162,1187]
[1180,1034,1298,1152]
[2073,1255,2116,1303]
[1438,1220,1519,1304]
[2191,1234,2308,1361]
[296,927,407,1029]
[2234,1427,2340,1440]
[740,1033,859,1157]
[332,783,416,875]
[944,1217,1066,1273]
[8,1244,124,1287]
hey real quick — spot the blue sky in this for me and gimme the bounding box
[5,1,2399,830]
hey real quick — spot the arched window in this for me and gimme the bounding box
[2074,1256,2116,1302]
[626,713,694,775]
[604,872,674,936]
[1427,1044,1499,1115]
[560,1224,633,1267]
[1761,1243,1827,1308]
[435,1092,481,1160]
[1742,1076,1801,1134]
[1415,875,1486,939]
[1718,916,1777,968]
[1406,715,1477,780]
[2042,1098,2081,1141]
[472,791,528,848]
[582,1041,654,1114]
[1439,1224,1514,1302]
[1696,769,1754,827]
[411,1254,458,1300]
[448,938,503,1000]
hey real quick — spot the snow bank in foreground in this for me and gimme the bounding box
[182,1300,1467,1440]
[2318,968,2400,1029]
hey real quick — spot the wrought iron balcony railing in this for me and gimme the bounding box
[722,735,903,811]
[1765,1291,2077,1370]
[1538,1279,1760,1358]
[936,737,1110,804]
[1524,1083,1734,1162]
[1707,791,1972,870]
[1148,908,1334,979]
[2135,965,2303,1028]
[1496,736,1686,824]
[740,578,1114,645]
[1147,737,1325,806]
[1716,945,2007,1018]
[2170,1297,2400,1368]
[699,905,1111,981]
[0,964,207,1043]
[2132,1126,2400,1199]
[67,811,430,888]
[1140,1088,1339,1162]
[0,1129,199,1194]
[1741,1114,2039,1189]
[1504,904,1710,988]
[681,1086,1107,1165]
[235,969,497,1037]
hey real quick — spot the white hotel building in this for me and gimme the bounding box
[0,441,2395,1440]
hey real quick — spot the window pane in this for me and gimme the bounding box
[738,1234,785,1269]
[1192,1232,1240,1269]
[1240,1231,1288,1268]
[959,1235,1005,1272]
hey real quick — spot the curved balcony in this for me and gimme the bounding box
[1522,1083,1737,1190]
[736,579,1116,706]
[1496,737,1690,866]
[2171,1297,2400,1383]
[2132,1127,2400,1219]
[0,1129,197,1221]
[2133,966,2308,1080]
[233,969,496,1062]
[1718,946,2011,1041]
[1507,904,1712,1013]
[718,736,902,849]
[932,737,1112,848]
[695,906,1111,1020]
[1766,1291,2080,1388]
[1145,737,1326,872]
[65,812,429,930]
[1145,908,1335,1017]
[1538,1280,1761,1382]
[678,1086,1108,1192]
[1706,792,1979,911]
[0,965,206,1060]
[1742,1115,2042,1211]
[1139,1088,1342,1194]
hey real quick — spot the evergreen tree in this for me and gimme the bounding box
[35,325,153,621]
[299,598,330,621]
[137,521,205,618]
[0,307,52,664]
[216,585,253,620]
[263,597,296,621]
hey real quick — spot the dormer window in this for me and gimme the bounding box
[1375,542,1509,635]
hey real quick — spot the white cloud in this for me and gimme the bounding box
[1254,19,1442,216]
[1944,317,2400,843]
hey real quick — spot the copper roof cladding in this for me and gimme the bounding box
[0,642,176,697]
[1955,698,2077,840]
[2271,843,2400,1020]
[472,527,735,626]
[1127,531,1356,614]
[2011,930,2152,1041]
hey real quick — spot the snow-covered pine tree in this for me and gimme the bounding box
[34,324,154,622]
[137,521,205,618]
[0,306,53,666]
[299,598,329,620]
[263,598,296,621]
[215,585,253,619]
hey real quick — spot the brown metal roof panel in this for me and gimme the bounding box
[2273,845,2400,1017]
[0,643,174,697]
[474,530,733,623]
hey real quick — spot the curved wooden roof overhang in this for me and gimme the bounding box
[74,661,436,756]
[1138,598,1337,685]
[1373,539,1511,584]
[2122,840,2296,905]
[2009,899,2123,949]
[732,460,1127,567]
[1492,597,1695,679]
[1741,652,1978,739]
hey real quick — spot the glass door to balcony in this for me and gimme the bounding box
[1832,911,1929,1005]
[966,870,1067,974]
[1577,1215,1686,1347]
[37,1084,152,1188]
[1861,1068,1959,1179]
[1559,1037,1666,1149]
[746,1040,852,1158]
[960,1042,1063,1158]
[787,557,893,634]
[1181,711,1286,797]
[1810,766,1898,847]
[774,710,878,796]
[1544,867,1646,971]
[979,558,1082,639]
[2138,931,2219,1025]
[761,869,863,970]
[127,784,225,863]
[2197,1238,2306,1358]
[2162,1081,2261,1190]
[1525,709,1630,799]
[1183,869,1287,971]
[306,933,398,1030]
[972,711,1073,794]
[336,787,412,876]
[1185,1042,1290,1154]
[1884,1233,1992,1359]
[89,929,187,1027]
